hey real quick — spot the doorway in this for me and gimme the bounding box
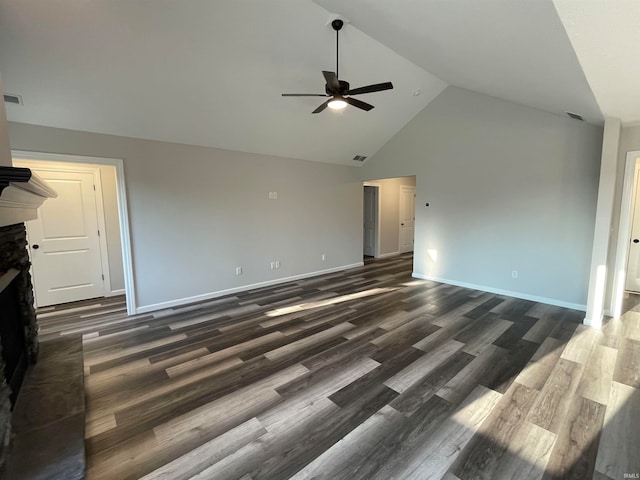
[625,160,640,293]
[363,184,379,257]
[611,150,640,318]
[362,176,416,258]
[12,151,136,315]
[14,162,113,306]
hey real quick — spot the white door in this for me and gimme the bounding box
[363,186,377,256]
[627,166,640,292]
[25,170,105,306]
[399,185,416,253]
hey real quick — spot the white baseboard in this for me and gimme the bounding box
[136,262,365,314]
[107,289,125,297]
[583,313,604,328]
[411,272,587,312]
[376,251,400,259]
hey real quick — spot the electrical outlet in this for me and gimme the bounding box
[235,267,242,275]
[270,261,276,269]
[511,270,518,279]
[268,191,278,200]
[275,260,280,269]
[321,254,327,261]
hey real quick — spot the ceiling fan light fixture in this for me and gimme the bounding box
[328,98,348,110]
[281,18,393,114]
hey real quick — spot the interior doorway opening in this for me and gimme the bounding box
[11,151,136,315]
[363,184,379,258]
[362,176,416,259]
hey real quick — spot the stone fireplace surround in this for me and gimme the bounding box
[0,223,39,363]
[0,223,38,465]
[0,166,56,471]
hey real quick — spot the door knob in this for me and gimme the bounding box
[32,244,39,249]
[634,239,639,244]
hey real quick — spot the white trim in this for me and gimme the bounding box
[0,170,57,227]
[398,185,416,254]
[108,288,126,297]
[363,182,381,258]
[611,150,640,318]
[136,262,364,314]
[411,272,587,312]
[11,150,137,315]
[90,168,113,298]
[376,251,400,259]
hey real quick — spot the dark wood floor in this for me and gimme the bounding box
[36,254,640,480]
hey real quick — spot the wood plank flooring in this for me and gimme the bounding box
[36,254,640,480]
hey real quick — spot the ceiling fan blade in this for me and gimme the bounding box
[347,82,394,95]
[345,97,374,111]
[282,93,330,97]
[312,99,331,114]
[322,71,340,93]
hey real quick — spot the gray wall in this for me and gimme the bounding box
[8,122,363,311]
[366,176,416,256]
[98,164,125,293]
[361,86,603,308]
[0,73,11,167]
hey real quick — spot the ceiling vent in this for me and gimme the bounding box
[353,155,367,162]
[3,94,23,105]
[565,111,584,121]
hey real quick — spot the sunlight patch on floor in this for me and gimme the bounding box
[265,287,398,317]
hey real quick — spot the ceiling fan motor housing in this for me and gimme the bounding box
[326,80,350,96]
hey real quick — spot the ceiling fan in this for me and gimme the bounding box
[282,19,394,114]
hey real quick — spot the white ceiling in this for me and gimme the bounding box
[313,0,603,125]
[1,0,628,166]
[553,0,640,124]
[0,0,445,165]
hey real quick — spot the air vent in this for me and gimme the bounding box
[353,155,367,162]
[3,94,23,105]
[565,111,584,121]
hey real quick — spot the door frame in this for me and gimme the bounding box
[398,185,416,254]
[611,151,640,318]
[12,150,137,315]
[623,159,640,295]
[13,159,113,304]
[363,182,381,258]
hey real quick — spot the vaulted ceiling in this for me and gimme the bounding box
[0,1,634,165]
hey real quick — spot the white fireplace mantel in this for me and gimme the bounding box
[0,166,57,228]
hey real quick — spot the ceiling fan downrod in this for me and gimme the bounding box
[332,19,343,79]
